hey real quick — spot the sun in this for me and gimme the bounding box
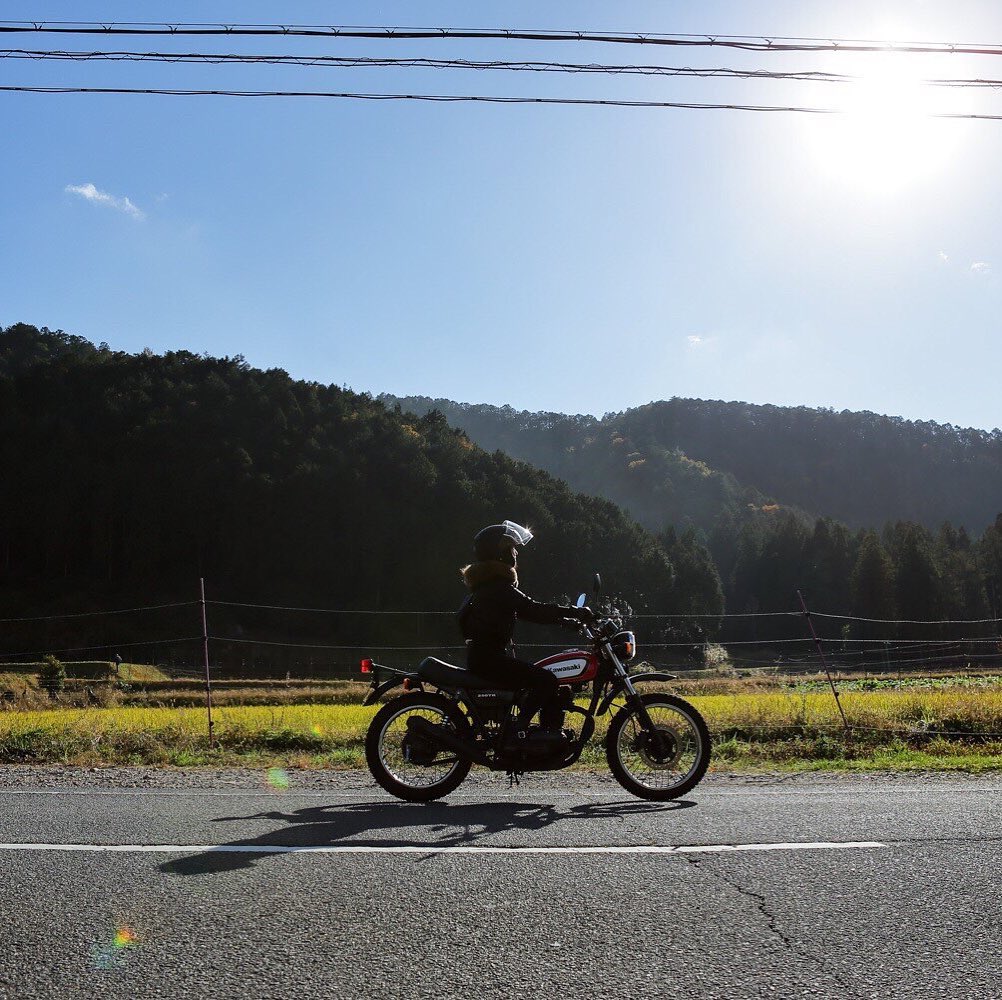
[807,53,963,196]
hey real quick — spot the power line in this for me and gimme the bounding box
[7,49,1002,90]
[0,85,840,112]
[0,49,841,79]
[7,85,1002,119]
[3,22,1002,57]
[0,49,908,84]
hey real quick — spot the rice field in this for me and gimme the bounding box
[2,683,1002,770]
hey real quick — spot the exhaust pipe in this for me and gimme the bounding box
[408,716,491,767]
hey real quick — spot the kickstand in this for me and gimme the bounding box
[507,770,523,788]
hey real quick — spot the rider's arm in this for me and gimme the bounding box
[511,588,580,626]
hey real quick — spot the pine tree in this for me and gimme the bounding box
[850,532,897,640]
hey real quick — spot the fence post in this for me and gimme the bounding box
[797,590,850,734]
[200,578,214,743]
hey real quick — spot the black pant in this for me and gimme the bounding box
[466,645,562,730]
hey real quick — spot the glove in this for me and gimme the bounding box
[572,606,596,622]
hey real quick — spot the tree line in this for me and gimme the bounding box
[0,324,707,668]
[2,325,998,674]
[386,394,1002,644]
[385,394,1002,534]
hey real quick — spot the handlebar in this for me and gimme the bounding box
[561,615,623,641]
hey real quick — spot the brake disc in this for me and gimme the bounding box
[632,727,681,768]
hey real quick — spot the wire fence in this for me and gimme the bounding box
[1,587,1000,677]
[2,586,1001,763]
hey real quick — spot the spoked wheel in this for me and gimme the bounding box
[606,693,711,801]
[365,692,472,802]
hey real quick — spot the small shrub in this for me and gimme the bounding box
[38,656,66,697]
[702,642,732,671]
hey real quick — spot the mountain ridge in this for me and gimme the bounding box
[381,394,1002,535]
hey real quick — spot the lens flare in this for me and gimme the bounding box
[113,927,136,949]
[266,767,289,790]
[91,925,139,970]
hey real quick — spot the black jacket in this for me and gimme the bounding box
[458,560,573,651]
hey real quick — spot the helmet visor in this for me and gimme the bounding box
[501,520,533,546]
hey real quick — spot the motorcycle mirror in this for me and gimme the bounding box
[575,593,587,608]
[592,573,602,595]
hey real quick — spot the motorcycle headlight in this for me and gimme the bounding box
[612,630,636,661]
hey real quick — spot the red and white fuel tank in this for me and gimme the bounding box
[534,648,600,684]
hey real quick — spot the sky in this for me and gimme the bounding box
[2,1,1002,431]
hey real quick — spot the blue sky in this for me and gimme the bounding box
[3,1,1002,431]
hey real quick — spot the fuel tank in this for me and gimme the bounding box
[534,648,600,684]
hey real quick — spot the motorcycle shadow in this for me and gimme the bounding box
[160,797,695,877]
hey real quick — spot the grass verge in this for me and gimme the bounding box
[3,686,1002,771]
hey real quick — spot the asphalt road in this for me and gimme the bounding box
[0,768,999,1000]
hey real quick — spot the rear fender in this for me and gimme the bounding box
[596,670,678,717]
[362,675,423,706]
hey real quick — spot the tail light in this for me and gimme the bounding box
[360,658,373,674]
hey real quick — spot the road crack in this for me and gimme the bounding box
[684,854,870,1000]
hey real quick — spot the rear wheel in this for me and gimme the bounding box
[365,692,472,802]
[606,693,711,800]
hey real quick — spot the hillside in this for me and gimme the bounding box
[0,324,722,665]
[382,395,1002,534]
[2,325,998,661]
[382,393,1002,630]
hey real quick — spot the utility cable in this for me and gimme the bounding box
[0,85,844,112]
[8,49,1002,90]
[7,85,1002,118]
[3,22,1002,57]
[0,49,851,79]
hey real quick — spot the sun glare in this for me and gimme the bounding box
[809,53,962,196]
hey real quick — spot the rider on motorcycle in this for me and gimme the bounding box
[458,520,594,746]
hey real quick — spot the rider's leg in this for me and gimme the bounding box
[514,665,560,735]
[466,649,560,736]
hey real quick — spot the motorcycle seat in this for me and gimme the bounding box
[418,657,502,691]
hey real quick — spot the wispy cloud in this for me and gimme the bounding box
[687,335,718,350]
[971,261,992,275]
[65,182,145,221]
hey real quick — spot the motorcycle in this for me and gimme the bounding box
[360,581,711,802]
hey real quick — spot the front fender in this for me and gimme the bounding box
[596,670,678,716]
[627,670,678,685]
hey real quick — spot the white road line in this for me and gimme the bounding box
[0,840,886,856]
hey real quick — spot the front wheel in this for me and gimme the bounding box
[606,693,711,801]
[365,691,472,802]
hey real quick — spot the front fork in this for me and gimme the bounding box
[604,643,669,752]
[604,643,655,725]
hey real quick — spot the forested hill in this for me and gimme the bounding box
[382,395,1002,534]
[0,324,705,626]
[4,324,1000,649]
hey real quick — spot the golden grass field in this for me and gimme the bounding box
[3,683,1002,770]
